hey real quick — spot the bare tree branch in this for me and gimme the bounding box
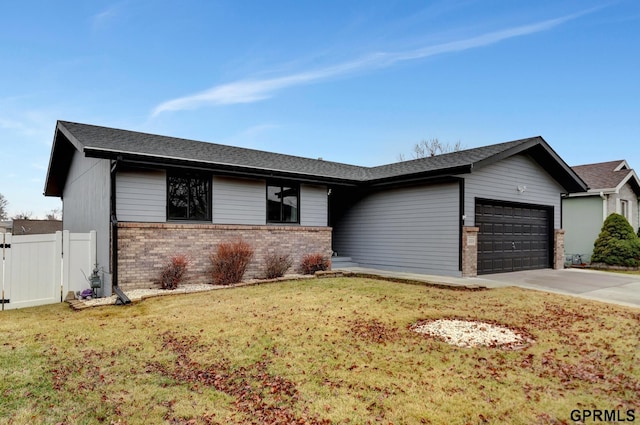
[398,138,465,161]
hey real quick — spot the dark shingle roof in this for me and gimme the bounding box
[59,121,369,181]
[44,121,588,196]
[572,160,630,190]
[367,139,534,181]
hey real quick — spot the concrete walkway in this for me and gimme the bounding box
[334,267,640,309]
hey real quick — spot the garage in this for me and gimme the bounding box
[475,199,552,274]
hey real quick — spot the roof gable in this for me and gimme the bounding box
[44,121,588,196]
[571,160,640,195]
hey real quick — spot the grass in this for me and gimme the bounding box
[1,277,639,424]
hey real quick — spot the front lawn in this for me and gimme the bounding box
[1,277,638,424]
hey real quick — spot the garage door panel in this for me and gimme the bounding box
[476,200,552,274]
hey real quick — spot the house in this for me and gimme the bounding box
[44,121,587,295]
[562,160,640,263]
[11,219,62,235]
[0,221,11,234]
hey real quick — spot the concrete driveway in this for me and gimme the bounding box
[476,268,640,308]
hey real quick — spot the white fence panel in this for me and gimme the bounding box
[63,230,97,296]
[3,232,62,310]
[1,230,96,311]
[1,233,11,308]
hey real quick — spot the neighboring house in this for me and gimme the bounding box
[563,160,640,263]
[0,221,12,234]
[44,121,587,295]
[11,219,62,235]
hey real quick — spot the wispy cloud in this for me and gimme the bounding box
[92,3,121,30]
[152,9,592,116]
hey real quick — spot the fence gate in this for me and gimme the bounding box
[1,230,96,311]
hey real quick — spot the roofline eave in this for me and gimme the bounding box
[614,170,640,195]
[44,121,85,197]
[364,165,473,188]
[84,148,361,187]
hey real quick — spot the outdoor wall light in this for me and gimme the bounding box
[517,185,527,193]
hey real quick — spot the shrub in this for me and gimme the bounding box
[158,254,189,290]
[210,239,254,285]
[591,213,640,267]
[263,252,293,279]
[300,253,330,275]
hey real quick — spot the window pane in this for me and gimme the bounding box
[621,200,628,219]
[190,178,209,220]
[168,176,189,219]
[282,186,298,222]
[168,174,210,220]
[267,186,282,221]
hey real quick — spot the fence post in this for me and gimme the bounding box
[61,230,71,302]
[89,230,97,269]
[1,233,5,311]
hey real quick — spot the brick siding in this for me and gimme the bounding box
[461,226,480,277]
[554,229,565,270]
[117,222,332,290]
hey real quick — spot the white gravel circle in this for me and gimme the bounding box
[412,319,529,348]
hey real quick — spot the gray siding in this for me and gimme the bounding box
[300,184,328,226]
[333,182,460,276]
[212,176,266,225]
[62,150,112,294]
[464,154,565,229]
[562,196,603,261]
[116,170,166,222]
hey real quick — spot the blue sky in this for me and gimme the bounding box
[1,0,639,218]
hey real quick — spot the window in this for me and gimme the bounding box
[267,183,299,223]
[167,172,211,221]
[620,200,629,219]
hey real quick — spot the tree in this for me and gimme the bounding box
[46,208,61,220]
[12,211,33,220]
[0,193,7,221]
[591,213,640,267]
[398,138,464,161]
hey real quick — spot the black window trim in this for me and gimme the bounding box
[166,170,212,222]
[266,181,300,224]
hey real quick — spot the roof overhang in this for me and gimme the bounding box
[616,169,640,195]
[43,122,84,197]
[83,147,360,187]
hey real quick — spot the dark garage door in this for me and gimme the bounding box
[475,199,552,274]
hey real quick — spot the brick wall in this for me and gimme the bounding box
[554,229,565,270]
[461,226,480,277]
[117,222,332,290]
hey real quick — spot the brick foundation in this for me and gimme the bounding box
[117,223,332,290]
[461,226,480,277]
[554,229,565,270]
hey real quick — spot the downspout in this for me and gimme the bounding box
[599,191,607,222]
[458,178,465,272]
[110,157,131,305]
[110,158,119,289]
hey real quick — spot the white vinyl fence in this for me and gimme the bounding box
[1,230,96,311]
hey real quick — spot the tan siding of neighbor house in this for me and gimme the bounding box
[562,195,604,262]
[606,183,638,231]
